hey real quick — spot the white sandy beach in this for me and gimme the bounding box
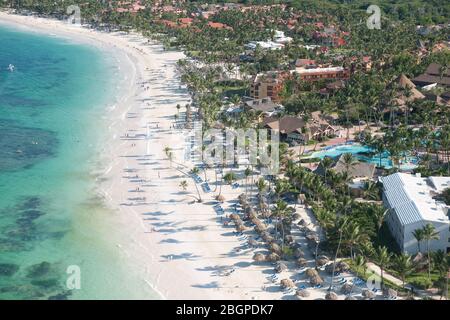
[0,11,383,300]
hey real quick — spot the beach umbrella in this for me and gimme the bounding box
[284,235,294,244]
[267,253,280,262]
[296,289,310,298]
[216,195,225,203]
[275,262,288,273]
[325,292,338,300]
[362,289,375,300]
[305,268,319,278]
[253,253,265,262]
[236,223,246,232]
[254,224,266,234]
[305,233,319,243]
[251,217,262,226]
[265,235,275,244]
[340,283,353,295]
[294,248,305,259]
[248,239,258,247]
[383,288,397,299]
[260,231,270,240]
[229,213,239,221]
[298,219,308,227]
[246,209,257,220]
[317,256,329,267]
[310,275,324,286]
[336,261,350,272]
[296,258,308,268]
[238,193,247,202]
[269,243,282,255]
[280,279,295,289]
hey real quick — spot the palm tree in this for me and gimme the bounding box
[363,181,380,200]
[341,153,357,175]
[189,168,202,203]
[354,255,367,277]
[256,177,267,195]
[431,250,450,300]
[272,199,292,247]
[179,180,188,191]
[412,228,424,253]
[313,207,335,268]
[320,156,334,182]
[329,216,348,291]
[374,139,385,167]
[373,246,392,290]
[223,172,237,185]
[373,207,389,237]
[244,167,252,196]
[421,223,440,280]
[343,222,368,260]
[393,253,414,288]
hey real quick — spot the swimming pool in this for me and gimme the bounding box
[307,143,418,170]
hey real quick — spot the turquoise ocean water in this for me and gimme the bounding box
[0,24,153,299]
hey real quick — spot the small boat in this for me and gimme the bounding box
[7,64,15,72]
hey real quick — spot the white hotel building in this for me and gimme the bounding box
[380,173,450,254]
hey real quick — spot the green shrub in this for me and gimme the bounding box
[410,277,433,289]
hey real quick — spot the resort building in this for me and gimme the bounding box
[250,72,289,102]
[295,59,316,68]
[273,30,293,44]
[315,155,376,182]
[263,115,337,145]
[412,63,450,88]
[294,66,350,82]
[391,74,425,107]
[245,40,284,51]
[380,173,450,254]
[243,97,280,117]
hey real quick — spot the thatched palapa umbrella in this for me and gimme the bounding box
[236,223,246,232]
[294,248,305,259]
[248,239,258,247]
[296,258,307,267]
[383,288,397,298]
[275,262,288,273]
[280,279,295,289]
[253,253,265,262]
[310,275,324,286]
[216,194,225,203]
[325,292,338,300]
[296,289,310,298]
[316,255,329,267]
[269,243,282,255]
[336,261,350,272]
[340,283,353,295]
[305,268,319,278]
[254,224,266,234]
[266,253,280,262]
[362,289,375,300]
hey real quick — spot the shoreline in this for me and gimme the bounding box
[0,11,279,300]
[0,11,379,301]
